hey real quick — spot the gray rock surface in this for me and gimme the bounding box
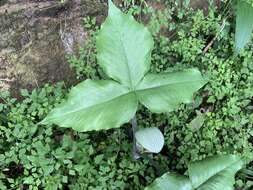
[0,0,106,97]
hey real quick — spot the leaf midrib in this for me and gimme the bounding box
[114,17,135,90]
[192,159,242,189]
[47,79,203,120]
[136,79,204,92]
[45,91,134,120]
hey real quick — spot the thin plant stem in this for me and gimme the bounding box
[131,115,140,159]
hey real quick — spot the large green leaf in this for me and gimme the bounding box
[136,69,206,113]
[145,173,192,190]
[235,1,253,52]
[41,0,205,132]
[97,0,154,88]
[145,155,244,190]
[189,155,244,190]
[41,80,138,131]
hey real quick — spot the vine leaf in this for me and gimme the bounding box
[145,155,244,190]
[41,0,206,132]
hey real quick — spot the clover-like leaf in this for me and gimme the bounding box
[41,0,206,132]
[145,155,244,190]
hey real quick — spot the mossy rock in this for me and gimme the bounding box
[0,0,106,97]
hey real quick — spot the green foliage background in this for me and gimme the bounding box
[242,0,253,6]
[1,0,253,189]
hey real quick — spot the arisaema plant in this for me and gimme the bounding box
[41,0,206,154]
[145,155,244,190]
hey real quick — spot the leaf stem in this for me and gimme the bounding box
[131,115,140,159]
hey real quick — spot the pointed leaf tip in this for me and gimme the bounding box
[108,0,112,7]
[108,0,120,15]
[98,0,153,88]
[39,80,138,132]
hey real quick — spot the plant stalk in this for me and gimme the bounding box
[131,115,140,159]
